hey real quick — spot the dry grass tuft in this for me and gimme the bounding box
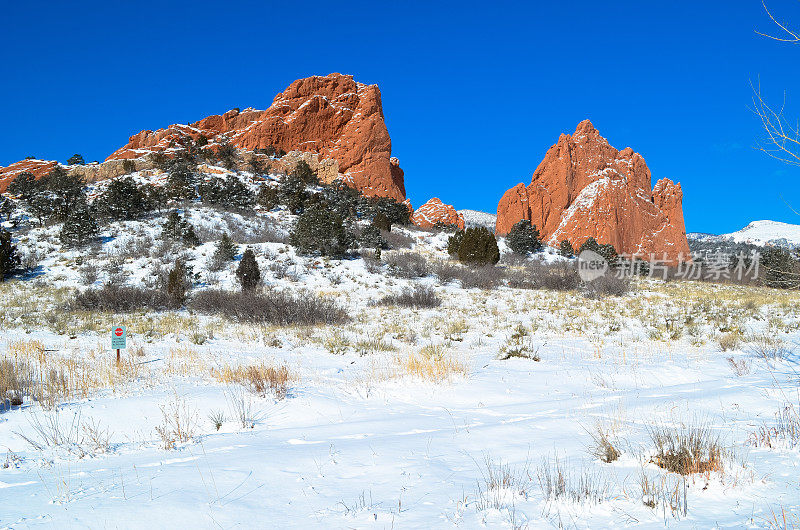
[398,345,468,382]
[212,362,295,400]
[648,422,726,475]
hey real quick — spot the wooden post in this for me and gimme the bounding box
[116,348,120,364]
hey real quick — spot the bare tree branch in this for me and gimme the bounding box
[750,78,800,166]
[756,0,800,42]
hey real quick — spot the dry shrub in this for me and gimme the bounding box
[430,260,503,289]
[382,229,414,249]
[69,285,173,312]
[648,422,726,475]
[378,285,441,308]
[155,394,198,450]
[582,274,631,298]
[749,333,793,361]
[384,251,429,279]
[507,261,581,291]
[588,424,621,463]
[718,331,743,351]
[212,362,294,400]
[191,289,349,326]
[726,356,751,376]
[398,345,467,381]
[536,454,609,505]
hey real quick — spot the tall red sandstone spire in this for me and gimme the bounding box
[496,120,689,262]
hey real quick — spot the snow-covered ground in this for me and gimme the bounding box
[1,169,799,528]
[689,219,800,249]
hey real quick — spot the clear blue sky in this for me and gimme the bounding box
[2,0,800,234]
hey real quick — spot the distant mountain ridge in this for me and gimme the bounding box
[687,220,800,249]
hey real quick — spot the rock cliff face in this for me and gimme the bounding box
[0,159,59,192]
[411,198,465,230]
[496,120,689,262]
[107,73,406,201]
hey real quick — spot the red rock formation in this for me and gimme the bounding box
[107,73,406,202]
[412,198,465,230]
[0,159,59,193]
[496,120,689,262]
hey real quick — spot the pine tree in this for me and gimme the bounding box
[290,203,354,257]
[455,227,500,266]
[257,185,278,210]
[59,201,99,247]
[214,233,238,262]
[0,196,16,221]
[278,174,309,214]
[95,177,151,220]
[236,248,261,291]
[216,137,239,170]
[41,167,87,223]
[293,160,318,185]
[359,224,387,250]
[506,220,543,255]
[558,239,575,258]
[761,247,800,289]
[166,159,198,201]
[579,237,618,266]
[67,154,85,165]
[7,171,39,200]
[447,230,465,256]
[166,259,189,307]
[247,156,267,177]
[372,212,391,232]
[162,211,199,247]
[0,228,20,281]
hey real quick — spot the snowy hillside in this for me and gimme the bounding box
[458,209,496,229]
[688,220,800,249]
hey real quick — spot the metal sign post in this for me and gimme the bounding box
[111,326,127,363]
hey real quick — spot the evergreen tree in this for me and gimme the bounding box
[454,227,500,266]
[277,174,309,214]
[247,156,267,177]
[216,137,238,170]
[506,220,543,255]
[372,211,391,232]
[7,172,39,200]
[199,176,254,208]
[166,159,198,201]
[59,200,99,247]
[579,237,618,266]
[195,134,208,147]
[256,185,278,210]
[359,224,387,250]
[447,230,465,257]
[358,196,411,226]
[0,228,20,281]
[322,179,360,220]
[67,154,85,165]
[121,159,136,174]
[214,233,238,262]
[290,203,354,257]
[293,160,318,185]
[95,177,151,220]
[558,239,575,258]
[161,211,200,247]
[166,259,189,307]
[0,196,16,221]
[236,248,261,291]
[39,167,87,223]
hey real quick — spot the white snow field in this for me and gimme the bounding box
[1,168,799,529]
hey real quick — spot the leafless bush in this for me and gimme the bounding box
[384,251,429,278]
[69,285,173,312]
[224,385,262,429]
[582,274,631,298]
[473,455,534,512]
[507,261,581,291]
[213,363,294,400]
[228,217,288,244]
[15,408,89,457]
[378,285,441,308]
[382,229,414,249]
[430,259,461,284]
[727,356,751,376]
[113,233,154,260]
[749,334,793,360]
[360,249,383,273]
[190,288,349,325]
[78,261,100,285]
[103,258,129,287]
[459,265,504,289]
[648,421,726,475]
